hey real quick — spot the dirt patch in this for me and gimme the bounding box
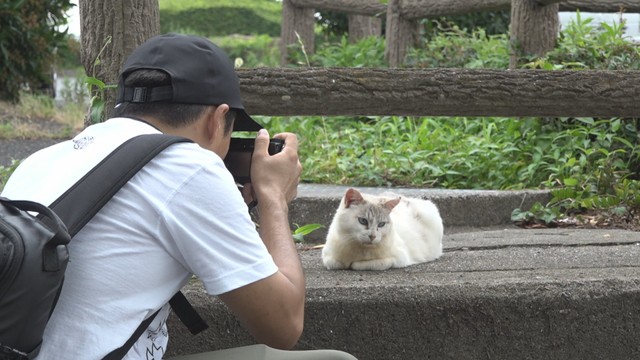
[0,99,82,139]
[0,101,78,165]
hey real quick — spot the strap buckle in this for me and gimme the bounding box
[0,344,28,360]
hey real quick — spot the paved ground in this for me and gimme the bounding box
[167,226,640,360]
[0,138,60,167]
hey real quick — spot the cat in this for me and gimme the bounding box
[322,188,444,271]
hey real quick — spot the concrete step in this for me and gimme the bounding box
[166,226,640,359]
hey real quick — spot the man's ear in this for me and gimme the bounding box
[205,104,230,143]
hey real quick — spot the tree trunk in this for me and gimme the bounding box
[348,14,382,43]
[80,0,160,126]
[510,0,559,69]
[237,67,640,118]
[280,0,316,66]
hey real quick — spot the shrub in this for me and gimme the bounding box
[309,36,387,68]
[428,10,510,36]
[523,11,640,70]
[406,27,510,69]
[0,0,74,101]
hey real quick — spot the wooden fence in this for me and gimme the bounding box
[281,0,640,67]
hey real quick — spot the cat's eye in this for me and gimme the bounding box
[358,217,368,226]
[378,222,386,228]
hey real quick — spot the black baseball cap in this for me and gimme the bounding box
[116,33,262,131]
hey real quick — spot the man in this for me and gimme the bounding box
[2,33,356,360]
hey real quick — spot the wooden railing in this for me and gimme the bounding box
[238,68,640,118]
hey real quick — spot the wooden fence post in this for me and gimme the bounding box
[280,0,316,66]
[348,14,382,43]
[509,0,559,68]
[385,0,419,67]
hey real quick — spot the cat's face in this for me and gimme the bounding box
[338,188,400,246]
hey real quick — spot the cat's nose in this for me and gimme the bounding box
[368,234,376,241]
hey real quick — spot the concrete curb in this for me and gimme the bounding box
[289,184,551,242]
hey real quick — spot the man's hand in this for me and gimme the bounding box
[249,129,302,206]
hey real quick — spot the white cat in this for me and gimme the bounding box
[322,188,443,271]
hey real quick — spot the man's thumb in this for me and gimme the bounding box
[253,129,270,155]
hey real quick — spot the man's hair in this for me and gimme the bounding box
[113,69,234,134]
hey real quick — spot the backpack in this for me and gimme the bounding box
[0,134,207,360]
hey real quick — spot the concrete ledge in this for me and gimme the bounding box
[166,228,640,359]
[289,184,551,242]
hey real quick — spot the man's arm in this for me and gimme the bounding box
[218,130,305,349]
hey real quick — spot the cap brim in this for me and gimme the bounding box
[233,109,263,131]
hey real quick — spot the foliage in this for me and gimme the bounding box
[427,10,510,36]
[159,0,281,37]
[0,0,74,102]
[315,11,351,38]
[315,9,509,39]
[307,36,387,68]
[406,26,510,69]
[523,11,640,70]
[259,117,634,189]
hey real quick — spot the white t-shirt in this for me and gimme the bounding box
[1,118,278,360]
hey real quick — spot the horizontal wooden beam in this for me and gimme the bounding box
[238,68,640,118]
[288,0,386,16]
[541,0,640,12]
[289,0,640,19]
[399,0,510,19]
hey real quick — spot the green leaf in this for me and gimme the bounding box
[90,98,105,124]
[563,178,579,187]
[85,76,106,89]
[294,223,324,236]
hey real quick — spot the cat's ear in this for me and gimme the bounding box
[344,188,364,208]
[384,197,401,210]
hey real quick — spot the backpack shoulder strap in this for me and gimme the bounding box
[49,134,189,236]
[46,134,208,360]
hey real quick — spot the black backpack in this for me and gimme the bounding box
[0,134,207,360]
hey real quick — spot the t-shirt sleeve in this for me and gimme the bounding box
[156,154,278,296]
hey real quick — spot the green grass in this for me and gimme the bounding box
[0,92,83,139]
[258,117,639,189]
[159,0,281,37]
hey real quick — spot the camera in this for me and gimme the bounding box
[224,137,284,184]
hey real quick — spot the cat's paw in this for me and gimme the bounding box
[322,256,348,270]
[351,258,394,271]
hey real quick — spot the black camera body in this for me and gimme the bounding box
[224,137,284,184]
